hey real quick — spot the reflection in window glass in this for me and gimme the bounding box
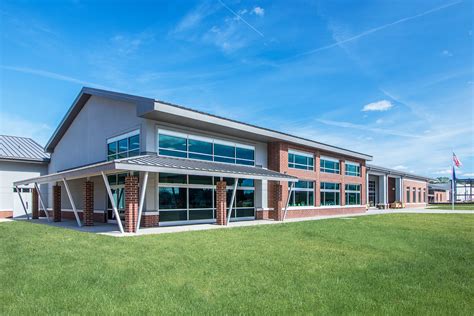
[159,187,187,209]
[320,182,340,206]
[159,173,187,184]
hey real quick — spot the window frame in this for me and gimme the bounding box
[345,184,361,205]
[157,129,255,166]
[107,129,140,161]
[320,156,341,174]
[288,181,315,207]
[288,149,314,171]
[320,182,341,206]
[345,161,361,177]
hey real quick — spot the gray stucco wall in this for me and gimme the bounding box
[0,160,48,215]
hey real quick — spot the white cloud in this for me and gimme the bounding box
[441,49,453,57]
[252,7,265,16]
[172,2,216,34]
[0,112,52,146]
[462,173,474,177]
[362,100,393,112]
[434,168,454,175]
[375,118,384,124]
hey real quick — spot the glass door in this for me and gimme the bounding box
[107,186,125,222]
[368,180,376,207]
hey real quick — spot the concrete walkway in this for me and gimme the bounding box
[4,207,471,237]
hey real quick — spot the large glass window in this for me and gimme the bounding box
[345,184,361,205]
[107,130,140,160]
[289,181,314,207]
[288,150,314,170]
[158,173,255,222]
[413,188,417,203]
[158,129,255,166]
[406,187,411,203]
[345,162,361,177]
[320,182,340,206]
[320,157,340,174]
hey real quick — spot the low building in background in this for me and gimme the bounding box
[366,165,431,209]
[453,178,474,202]
[428,183,450,203]
[0,135,49,218]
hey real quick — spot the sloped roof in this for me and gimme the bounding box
[44,87,372,160]
[14,154,297,185]
[0,135,49,162]
[367,164,432,182]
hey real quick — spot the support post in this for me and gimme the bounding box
[101,172,124,234]
[15,186,30,220]
[34,183,50,221]
[283,182,295,220]
[62,178,81,227]
[216,181,227,225]
[136,171,149,233]
[227,178,239,225]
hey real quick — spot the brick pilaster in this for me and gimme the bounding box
[83,181,94,226]
[273,182,285,221]
[53,184,61,222]
[340,160,346,206]
[216,181,227,225]
[125,176,139,233]
[32,187,39,219]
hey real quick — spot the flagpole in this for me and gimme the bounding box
[452,151,455,211]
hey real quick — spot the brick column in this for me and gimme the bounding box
[273,182,284,221]
[125,176,139,233]
[315,154,321,207]
[32,187,39,219]
[216,181,227,225]
[83,181,94,226]
[53,184,61,222]
[340,160,346,206]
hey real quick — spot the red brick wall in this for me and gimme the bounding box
[53,184,61,222]
[434,191,448,203]
[403,179,428,207]
[267,142,367,218]
[83,181,94,226]
[141,214,159,227]
[0,211,13,218]
[125,176,139,233]
[216,181,227,225]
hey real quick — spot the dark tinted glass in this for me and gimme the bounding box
[129,135,140,150]
[108,142,117,155]
[189,139,212,155]
[236,190,254,207]
[189,175,213,185]
[236,147,254,160]
[189,153,213,161]
[236,159,254,166]
[159,134,187,151]
[159,187,187,209]
[159,173,187,184]
[294,191,308,206]
[159,148,187,158]
[189,209,214,220]
[236,208,254,217]
[118,139,128,152]
[189,188,213,208]
[160,210,187,222]
[239,179,254,187]
[214,156,235,164]
[214,143,235,158]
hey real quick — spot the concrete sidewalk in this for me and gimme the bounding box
[3,208,472,237]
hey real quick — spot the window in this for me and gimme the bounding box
[345,162,361,177]
[418,188,422,203]
[406,187,411,203]
[288,150,314,170]
[413,188,417,203]
[345,184,361,205]
[321,182,340,206]
[158,129,255,166]
[288,181,314,207]
[107,130,140,160]
[320,157,340,174]
[423,189,426,202]
[158,173,255,222]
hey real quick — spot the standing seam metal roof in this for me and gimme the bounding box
[0,135,50,162]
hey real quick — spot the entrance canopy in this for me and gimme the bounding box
[14,154,298,186]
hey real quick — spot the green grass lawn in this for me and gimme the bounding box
[1,214,473,315]
[427,203,474,210]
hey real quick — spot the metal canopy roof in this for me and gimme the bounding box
[0,135,50,162]
[367,164,432,182]
[14,155,298,186]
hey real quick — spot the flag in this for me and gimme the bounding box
[453,152,462,168]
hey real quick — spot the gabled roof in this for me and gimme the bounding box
[14,154,297,186]
[367,164,432,182]
[45,87,373,160]
[0,135,49,163]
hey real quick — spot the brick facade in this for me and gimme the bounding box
[53,184,61,222]
[267,141,367,219]
[83,181,94,226]
[403,179,428,207]
[125,176,139,233]
[216,181,227,225]
[141,214,159,227]
[32,187,39,219]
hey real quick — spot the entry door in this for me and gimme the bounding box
[368,181,376,207]
[107,186,125,222]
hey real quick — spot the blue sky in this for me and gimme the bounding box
[0,0,473,178]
